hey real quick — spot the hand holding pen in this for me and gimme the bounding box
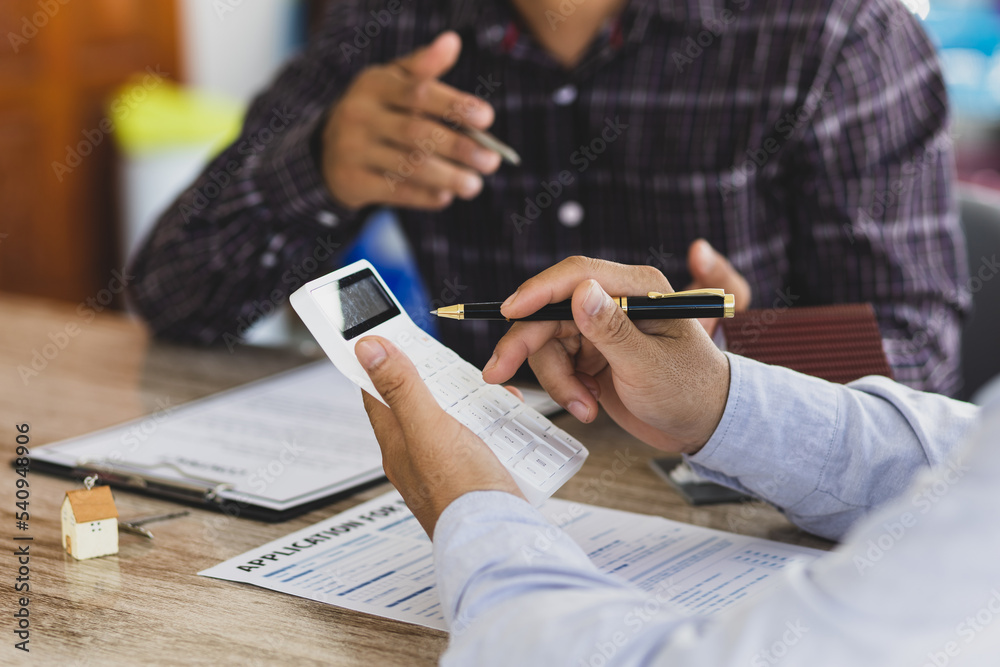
[480,258,732,455]
[321,31,519,211]
[431,241,746,327]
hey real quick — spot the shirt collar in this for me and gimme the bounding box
[448,0,690,54]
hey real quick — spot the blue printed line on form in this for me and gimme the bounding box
[338,570,395,596]
[386,586,433,608]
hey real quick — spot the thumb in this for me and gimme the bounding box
[356,337,440,431]
[571,280,660,376]
[395,31,462,80]
[687,239,751,310]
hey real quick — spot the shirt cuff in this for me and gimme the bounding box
[684,353,842,510]
[254,104,360,231]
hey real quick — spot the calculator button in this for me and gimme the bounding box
[490,388,522,412]
[502,424,532,447]
[481,392,512,416]
[534,442,569,466]
[514,411,552,435]
[418,357,442,377]
[453,407,481,431]
[505,422,533,444]
[452,367,481,393]
[477,399,504,422]
[456,404,493,434]
[513,458,553,484]
[540,432,579,458]
[525,449,560,474]
[556,431,584,452]
[487,433,519,462]
[427,378,464,407]
[430,381,461,407]
[491,429,523,455]
[438,375,469,399]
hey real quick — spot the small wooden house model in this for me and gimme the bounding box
[61,486,119,560]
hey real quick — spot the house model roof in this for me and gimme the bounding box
[64,487,119,523]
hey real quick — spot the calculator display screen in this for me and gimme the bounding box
[316,269,401,340]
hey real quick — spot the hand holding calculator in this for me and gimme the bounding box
[290,260,588,506]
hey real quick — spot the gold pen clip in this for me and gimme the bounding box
[646,288,726,299]
[645,289,735,318]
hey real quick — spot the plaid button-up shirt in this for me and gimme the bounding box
[129,0,970,395]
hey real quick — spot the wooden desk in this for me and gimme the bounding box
[0,294,832,665]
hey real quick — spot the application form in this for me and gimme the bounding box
[199,491,824,629]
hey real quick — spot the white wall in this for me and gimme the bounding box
[122,0,302,261]
[178,0,301,103]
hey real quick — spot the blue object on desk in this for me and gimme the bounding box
[340,208,439,338]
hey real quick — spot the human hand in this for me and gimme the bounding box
[686,239,751,336]
[482,257,731,455]
[322,31,501,211]
[357,336,522,537]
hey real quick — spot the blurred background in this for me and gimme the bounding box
[0,0,324,305]
[2,0,1000,308]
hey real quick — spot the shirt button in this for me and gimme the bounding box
[552,84,577,106]
[316,210,339,227]
[485,25,505,44]
[558,201,584,227]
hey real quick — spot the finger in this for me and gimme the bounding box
[378,73,494,130]
[573,338,610,378]
[500,256,673,320]
[377,107,500,173]
[356,336,443,437]
[503,386,524,402]
[361,390,403,455]
[527,339,598,422]
[383,178,454,210]
[687,239,752,311]
[483,319,580,384]
[364,141,483,199]
[572,279,686,378]
[387,32,493,128]
[343,168,453,210]
[394,31,462,81]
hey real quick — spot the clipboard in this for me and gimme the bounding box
[21,360,565,522]
[26,457,387,523]
[22,362,389,523]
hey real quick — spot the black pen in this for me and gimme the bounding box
[431,289,735,321]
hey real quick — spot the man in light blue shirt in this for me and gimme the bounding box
[353,257,999,666]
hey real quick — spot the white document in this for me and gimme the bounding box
[31,362,386,512]
[199,490,825,629]
[31,361,563,515]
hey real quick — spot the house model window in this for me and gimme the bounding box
[61,486,119,560]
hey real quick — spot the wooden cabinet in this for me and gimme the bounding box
[0,0,180,303]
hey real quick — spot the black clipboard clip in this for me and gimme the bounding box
[74,458,235,503]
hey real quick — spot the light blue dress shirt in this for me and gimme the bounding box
[432,354,1000,666]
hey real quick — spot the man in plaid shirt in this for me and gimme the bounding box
[128,0,969,395]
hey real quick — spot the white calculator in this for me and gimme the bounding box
[290,260,588,505]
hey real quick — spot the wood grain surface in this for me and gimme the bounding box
[0,294,832,665]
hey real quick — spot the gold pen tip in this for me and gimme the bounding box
[429,310,438,315]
